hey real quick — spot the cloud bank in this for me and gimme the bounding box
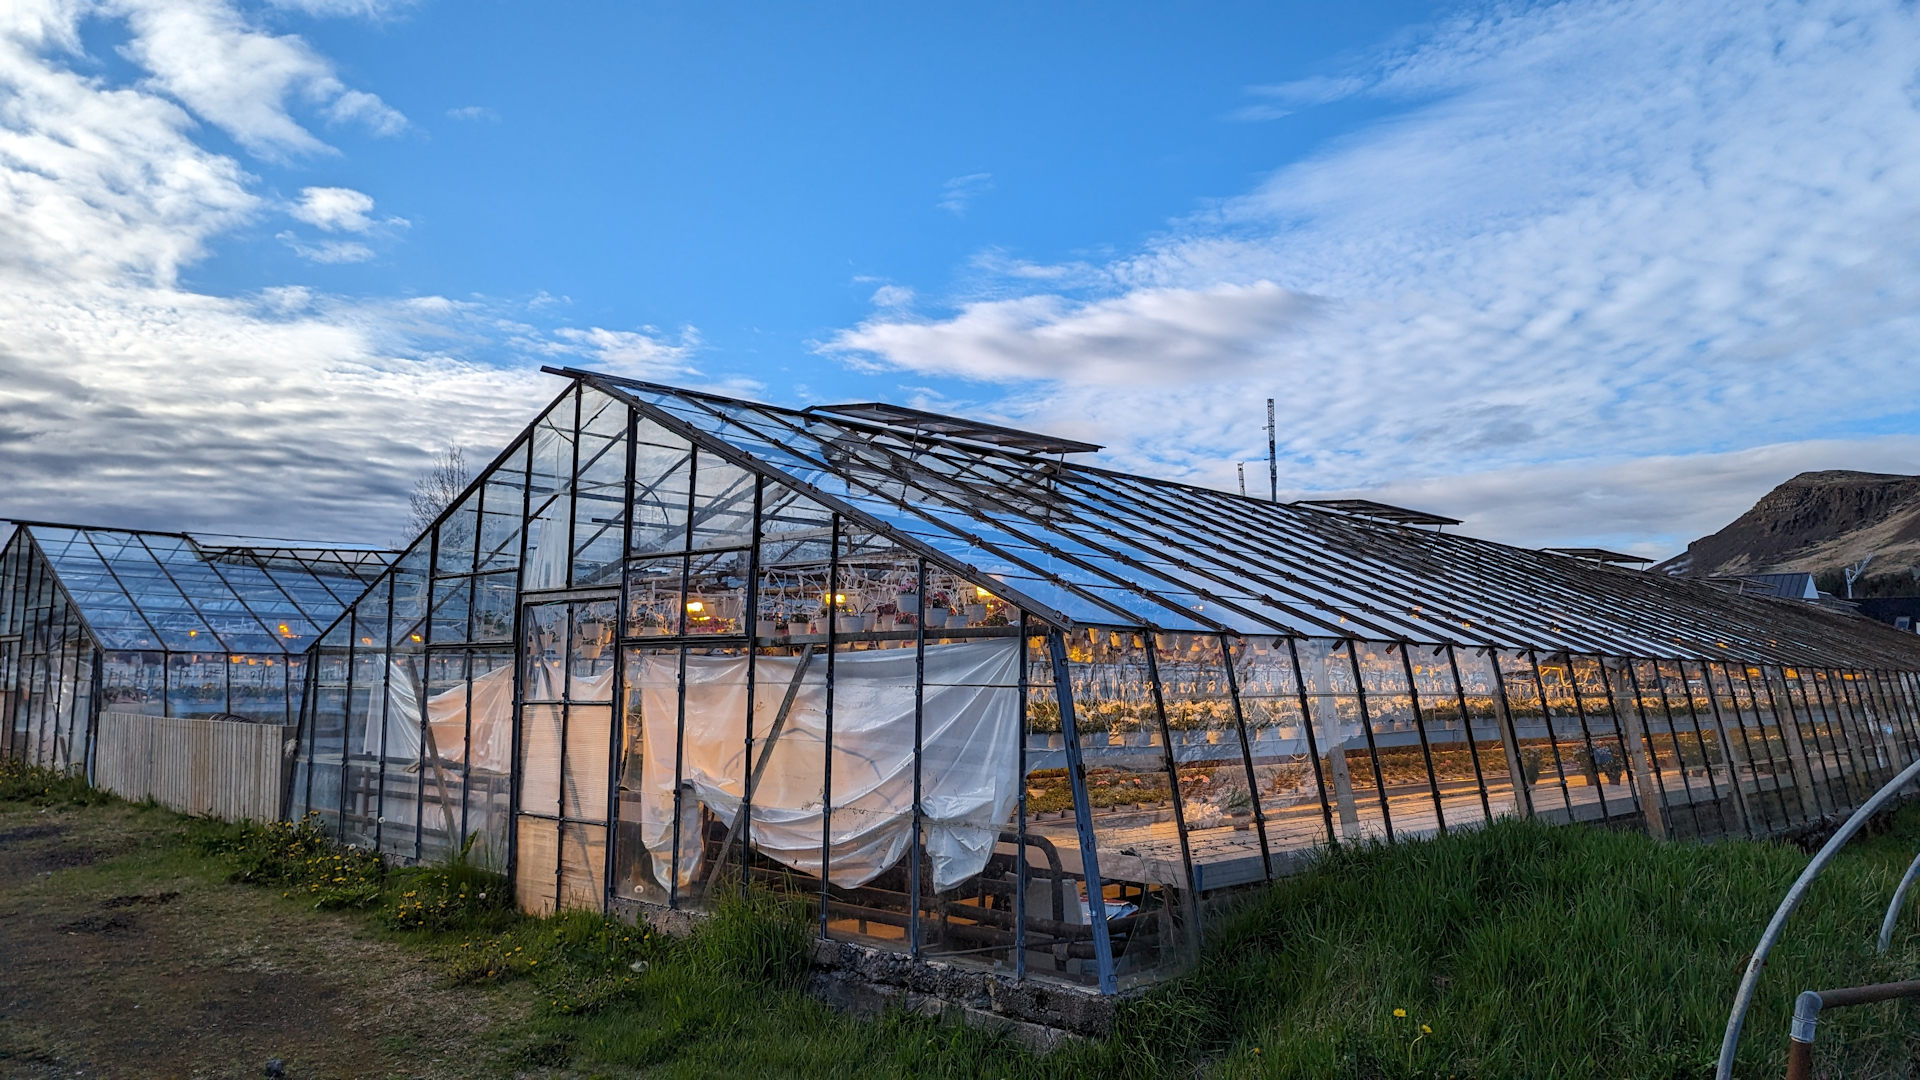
[0,0,685,541]
[828,0,1920,555]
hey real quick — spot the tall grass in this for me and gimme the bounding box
[1078,811,1920,1078]
[157,790,1920,1076]
[0,757,110,806]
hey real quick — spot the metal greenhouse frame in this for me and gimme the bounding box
[288,369,1920,994]
[0,523,389,776]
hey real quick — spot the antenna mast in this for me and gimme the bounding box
[1266,398,1278,502]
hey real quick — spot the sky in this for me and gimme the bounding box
[4,0,1920,557]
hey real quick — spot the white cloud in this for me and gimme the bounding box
[832,0,1920,552]
[322,88,406,136]
[265,0,415,17]
[0,0,577,540]
[547,325,701,381]
[446,104,499,123]
[834,281,1319,384]
[938,172,993,215]
[290,185,374,231]
[111,0,407,157]
[869,284,914,309]
[276,230,373,262]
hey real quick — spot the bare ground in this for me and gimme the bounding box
[0,802,536,1080]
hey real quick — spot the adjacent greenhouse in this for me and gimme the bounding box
[0,523,389,773]
[289,369,1920,993]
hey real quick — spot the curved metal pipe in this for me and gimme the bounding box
[1715,755,1920,1080]
[1877,849,1920,955]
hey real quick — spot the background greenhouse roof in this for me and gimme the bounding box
[10,523,390,654]
[557,368,1920,670]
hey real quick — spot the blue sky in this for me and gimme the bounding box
[4,0,1920,557]
[192,3,1436,370]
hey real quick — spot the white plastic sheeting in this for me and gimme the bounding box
[372,662,519,771]
[635,639,1021,894]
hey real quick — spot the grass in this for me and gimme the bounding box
[0,754,112,806]
[8,758,1920,1077]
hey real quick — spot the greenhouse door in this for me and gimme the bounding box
[513,595,617,915]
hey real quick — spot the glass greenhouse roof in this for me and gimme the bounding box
[552,368,1920,670]
[13,523,390,654]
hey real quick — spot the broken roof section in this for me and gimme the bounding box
[9,522,390,653]
[550,368,1920,669]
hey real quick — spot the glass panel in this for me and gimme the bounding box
[616,644,674,905]
[629,419,694,555]
[471,571,516,643]
[431,576,472,645]
[102,651,166,717]
[227,654,290,724]
[571,389,629,588]
[436,486,481,578]
[1061,627,1191,983]
[1152,632,1265,891]
[1296,638,1389,842]
[478,439,530,572]
[1495,650,1574,822]
[1225,636,1332,860]
[689,454,757,552]
[1449,647,1520,821]
[625,556,688,638]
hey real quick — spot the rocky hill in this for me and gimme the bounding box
[1659,470,1920,595]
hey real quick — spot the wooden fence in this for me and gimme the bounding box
[92,710,287,822]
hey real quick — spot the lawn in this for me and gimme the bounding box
[3,758,1917,1078]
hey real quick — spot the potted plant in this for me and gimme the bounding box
[896,581,920,614]
[577,615,608,659]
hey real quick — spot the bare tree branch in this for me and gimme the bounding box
[402,443,469,546]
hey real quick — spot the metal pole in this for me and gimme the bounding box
[1785,981,1920,1080]
[909,557,927,959]
[1046,629,1118,994]
[1218,633,1274,879]
[1343,639,1393,842]
[1284,636,1339,847]
[1266,399,1277,504]
[817,516,840,939]
[1143,633,1200,946]
[1715,755,1920,1080]
[1443,646,1494,823]
[1878,849,1920,955]
[1396,643,1448,835]
[1014,612,1029,979]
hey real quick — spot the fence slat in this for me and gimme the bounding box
[92,711,282,822]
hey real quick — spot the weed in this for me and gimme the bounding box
[188,813,386,909]
[0,758,111,806]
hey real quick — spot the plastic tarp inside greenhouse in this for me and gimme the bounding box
[376,663,518,772]
[635,638,1021,893]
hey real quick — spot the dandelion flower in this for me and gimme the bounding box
[1422,1024,1432,1034]
[1394,1008,1407,1018]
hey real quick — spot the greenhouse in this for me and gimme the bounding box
[288,368,1920,993]
[0,523,389,773]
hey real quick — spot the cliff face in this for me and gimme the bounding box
[1666,470,1920,583]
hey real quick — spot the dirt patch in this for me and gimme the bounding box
[54,911,138,935]
[101,890,179,908]
[0,823,63,844]
[0,802,537,1080]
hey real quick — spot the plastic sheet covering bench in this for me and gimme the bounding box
[635,638,1021,893]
